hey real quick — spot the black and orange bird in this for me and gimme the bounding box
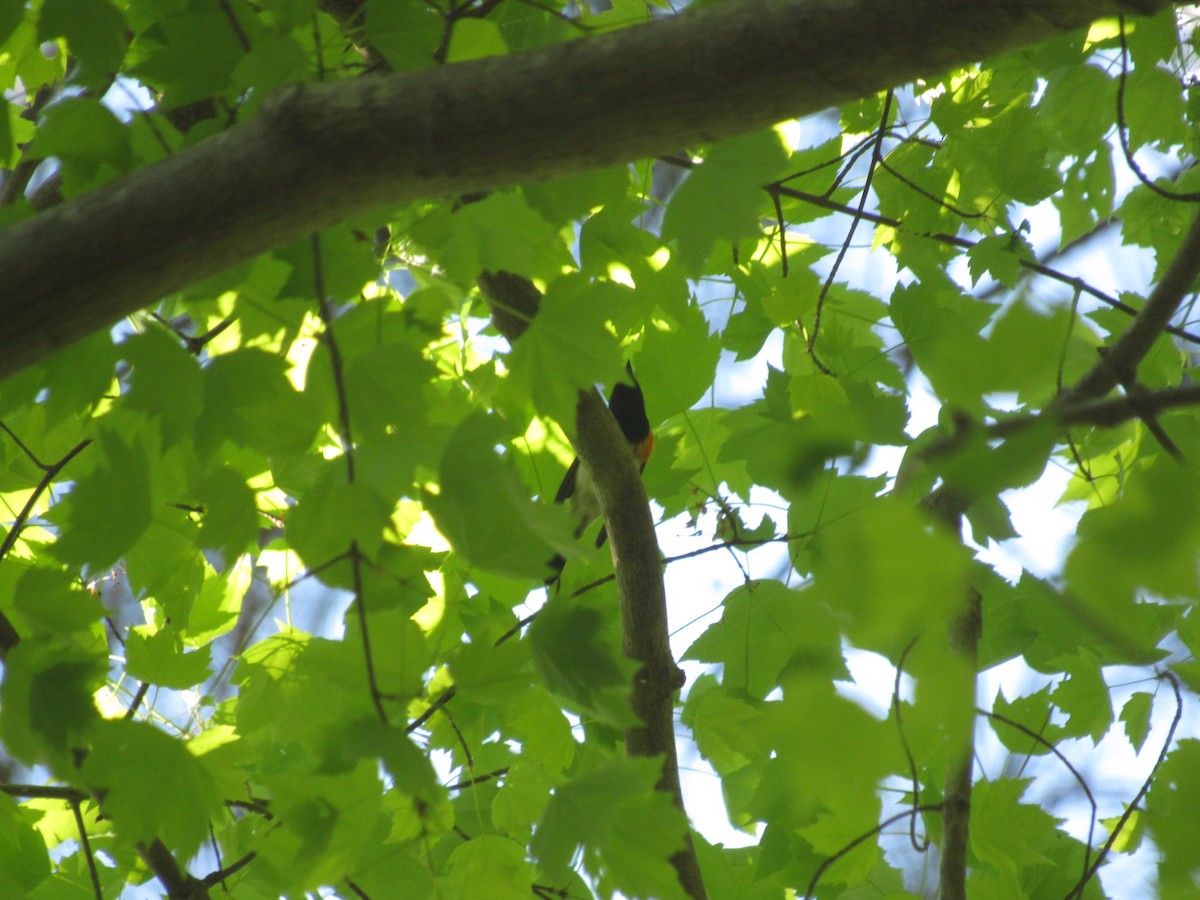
[546,366,653,584]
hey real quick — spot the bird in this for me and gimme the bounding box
[546,365,653,585]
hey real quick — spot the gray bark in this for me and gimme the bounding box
[0,0,1172,379]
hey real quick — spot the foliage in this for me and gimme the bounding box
[1,1,1200,898]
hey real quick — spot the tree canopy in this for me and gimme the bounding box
[1,0,1199,898]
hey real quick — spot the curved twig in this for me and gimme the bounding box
[1064,670,1183,900]
[1115,17,1200,203]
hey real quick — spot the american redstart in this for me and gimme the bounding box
[546,365,653,584]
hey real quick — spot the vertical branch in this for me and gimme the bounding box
[310,234,387,724]
[71,799,103,900]
[574,391,706,900]
[480,274,707,899]
[940,591,980,900]
[918,190,1200,900]
[923,488,978,900]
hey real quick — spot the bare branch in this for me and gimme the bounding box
[1064,206,1200,404]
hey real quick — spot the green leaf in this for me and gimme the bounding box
[446,18,507,62]
[234,632,380,756]
[37,0,126,87]
[123,519,206,621]
[1055,146,1115,248]
[451,632,532,705]
[1066,457,1200,612]
[232,32,310,93]
[184,557,251,646]
[681,678,763,774]
[364,0,442,71]
[809,495,968,655]
[637,291,722,422]
[970,778,1062,874]
[533,758,688,899]
[197,347,321,460]
[1050,652,1113,743]
[890,278,994,409]
[278,226,379,303]
[130,8,247,107]
[125,625,213,689]
[1146,740,1200,895]
[685,581,844,699]
[123,327,204,447]
[0,636,107,767]
[12,566,106,636]
[286,469,392,567]
[981,104,1062,204]
[28,95,130,193]
[718,392,850,499]
[0,792,50,894]
[751,679,898,823]
[506,276,630,427]
[410,192,572,285]
[425,412,572,579]
[992,684,1063,756]
[343,342,432,438]
[1037,62,1113,155]
[1123,65,1188,151]
[797,808,880,885]
[523,166,628,227]
[529,597,637,728]
[662,128,792,275]
[447,835,534,900]
[51,429,152,572]
[259,763,385,892]
[982,299,1093,402]
[40,331,118,425]
[196,465,259,562]
[966,232,1034,289]
[691,837,784,900]
[0,0,22,48]
[1120,691,1153,754]
[1119,175,1198,279]
[322,718,440,802]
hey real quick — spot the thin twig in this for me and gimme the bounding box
[405,687,457,735]
[124,681,151,720]
[446,766,509,791]
[0,420,50,469]
[311,234,387,723]
[199,851,257,887]
[771,184,1200,347]
[0,437,91,560]
[807,91,894,370]
[0,783,86,800]
[0,436,92,656]
[1064,671,1183,900]
[1116,17,1200,203]
[892,638,928,852]
[71,799,104,900]
[803,805,943,899]
[982,708,1098,881]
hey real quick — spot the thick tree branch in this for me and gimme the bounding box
[0,0,1171,381]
